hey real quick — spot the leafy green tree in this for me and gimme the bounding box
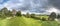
[1,7,9,16]
[48,12,56,21]
[7,10,12,17]
[16,11,22,16]
[1,7,13,17]
[1,7,8,15]
[0,7,8,18]
[26,12,30,18]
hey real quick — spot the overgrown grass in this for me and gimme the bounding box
[0,16,59,26]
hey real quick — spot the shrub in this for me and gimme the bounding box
[30,14,35,18]
[42,17,46,21]
[0,14,6,19]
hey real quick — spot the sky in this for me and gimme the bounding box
[0,0,60,14]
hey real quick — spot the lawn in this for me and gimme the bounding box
[0,16,59,26]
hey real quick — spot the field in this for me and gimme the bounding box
[0,16,59,26]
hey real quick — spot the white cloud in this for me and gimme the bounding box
[48,8,58,13]
[0,0,57,14]
[0,0,3,3]
[1,0,23,10]
[46,7,60,14]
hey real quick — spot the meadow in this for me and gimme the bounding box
[0,16,59,26]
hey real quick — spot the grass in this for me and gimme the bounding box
[7,16,42,26]
[0,16,59,26]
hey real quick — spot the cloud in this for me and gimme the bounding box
[0,0,3,3]
[0,0,60,14]
[48,0,60,9]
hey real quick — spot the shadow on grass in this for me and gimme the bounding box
[31,17,41,20]
[30,17,48,21]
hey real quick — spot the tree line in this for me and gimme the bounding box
[0,7,60,21]
[0,7,36,17]
[0,7,22,18]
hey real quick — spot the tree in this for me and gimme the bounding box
[7,10,12,17]
[26,12,30,18]
[1,7,8,14]
[16,11,22,16]
[1,7,9,16]
[0,7,8,18]
[48,12,56,21]
[12,9,17,17]
[57,14,60,19]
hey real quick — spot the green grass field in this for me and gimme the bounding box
[0,16,59,26]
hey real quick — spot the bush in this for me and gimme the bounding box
[30,14,35,18]
[22,14,26,17]
[0,14,6,19]
[42,17,46,21]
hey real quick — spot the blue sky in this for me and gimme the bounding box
[0,0,59,14]
[0,0,8,4]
